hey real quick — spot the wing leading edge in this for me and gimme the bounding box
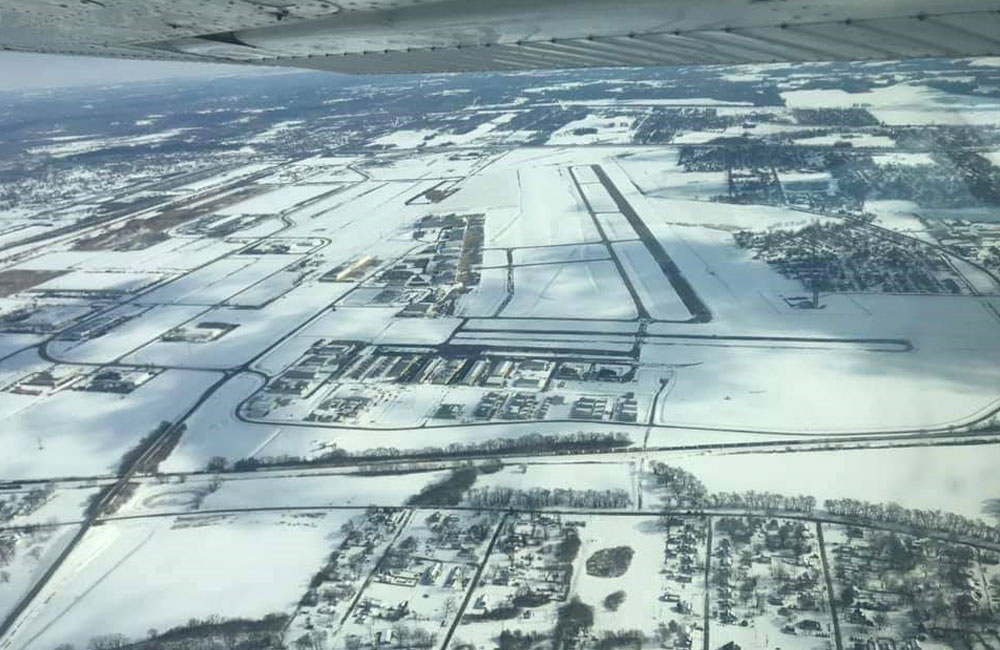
[1,0,1000,73]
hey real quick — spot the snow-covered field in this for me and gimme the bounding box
[158,372,269,472]
[373,317,462,345]
[216,184,340,216]
[32,270,163,294]
[512,243,608,265]
[177,163,274,192]
[125,282,352,368]
[872,152,935,166]
[792,133,896,147]
[649,342,1000,434]
[46,305,207,363]
[503,261,637,319]
[659,442,1000,518]
[11,238,242,275]
[612,241,690,320]
[455,266,508,317]
[26,129,194,159]
[0,526,80,627]
[781,83,1000,125]
[547,114,638,145]
[124,470,444,517]
[2,512,354,650]
[469,461,636,501]
[0,369,222,480]
[485,167,602,248]
[137,255,299,306]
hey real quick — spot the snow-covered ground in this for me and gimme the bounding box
[176,163,274,192]
[512,243,609,266]
[123,470,445,517]
[483,167,602,248]
[216,184,340,216]
[547,114,638,145]
[792,133,896,147]
[872,152,935,166]
[125,282,353,369]
[503,261,637,319]
[0,526,80,628]
[158,372,270,473]
[31,270,163,294]
[659,442,1000,519]
[26,129,195,159]
[2,512,355,650]
[0,369,222,480]
[46,305,207,363]
[612,241,691,320]
[137,255,298,306]
[469,461,636,501]
[455,266,508,317]
[781,83,1000,125]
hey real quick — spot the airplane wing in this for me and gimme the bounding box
[1,0,999,74]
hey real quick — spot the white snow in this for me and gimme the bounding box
[665,443,1000,518]
[216,185,340,216]
[512,244,609,266]
[373,318,462,345]
[503,261,638,320]
[0,369,222,480]
[783,83,1000,125]
[612,241,691,320]
[3,512,354,650]
[872,152,935,166]
[455,267,508,317]
[484,167,602,248]
[46,305,207,363]
[177,164,274,192]
[125,282,353,369]
[31,271,163,294]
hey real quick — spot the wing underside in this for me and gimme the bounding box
[1,0,1000,73]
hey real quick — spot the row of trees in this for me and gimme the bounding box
[0,483,53,523]
[651,463,816,514]
[824,498,1000,542]
[344,431,633,460]
[467,487,632,510]
[231,432,633,471]
[649,462,707,506]
[707,492,816,515]
[64,614,288,650]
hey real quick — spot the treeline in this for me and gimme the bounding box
[649,462,707,507]
[825,498,1000,543]
[116,420,172,476]
[707,492,816,515]
[407,467,479,506]
[650,463,816,514]
[223,432,632,471]
[0,483,53,523]
[335,431,633,460]
[467,487,632,510]
[70,614,288,650]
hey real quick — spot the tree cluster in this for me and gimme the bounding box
[0,483,53,523]
[824,498,1000,542]
[466,487,631,510]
